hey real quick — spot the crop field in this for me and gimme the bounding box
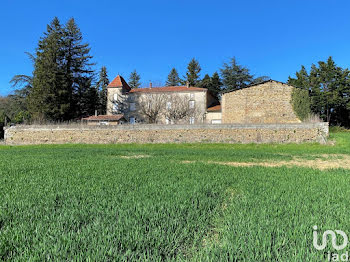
[1,131,350,261]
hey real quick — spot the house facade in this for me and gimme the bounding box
[107,75,218,124]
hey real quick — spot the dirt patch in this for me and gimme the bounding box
[119,154,150,159]
[182,154,350,170]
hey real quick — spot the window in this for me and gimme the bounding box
[113,93,118,101]
[190,93,194,99]
[211,119,221,124]
[99,121,109,126]
[129,117,135,124]
[189,117,195,124]
[112,104,118,112]
[130,102,135,111]
[189,100,195,109]
[166,102,172,110]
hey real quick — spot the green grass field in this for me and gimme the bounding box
[1,131,350,261]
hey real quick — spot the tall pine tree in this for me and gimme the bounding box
[128,70,141,89]
[27,17,96,121]
[184,58,201,86]
[95,66,109,114]
[64,18,96,119]
[166,68,181,86]
[29,17,65,121]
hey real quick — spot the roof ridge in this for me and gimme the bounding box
[222,79,291,94]
[129,86,207,93]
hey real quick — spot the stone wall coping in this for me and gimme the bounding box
[5,122,329,131]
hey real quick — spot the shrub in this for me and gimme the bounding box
[291,88,311,121]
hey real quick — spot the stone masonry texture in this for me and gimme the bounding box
[4,123,329,145]
[222,81,301,124]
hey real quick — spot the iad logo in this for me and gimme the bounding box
[313,225,348,251]
[313,225,350,261]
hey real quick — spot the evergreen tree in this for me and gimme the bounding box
[199,74,211,89]
[251,76,271,84]
[199,73,223,100]
[64,18,96,119]
[209,72,223,99]
[288,66,312,121]
[288,66,309,90]
[96,66,109,114]
[26,17,96,121]
[291,88,311,121]
[166,68,181,86]
[184,58,201,86]
[29,17,65,121]
[288,56,350,126]
[75,77,98,117]
[128,70,141,89]
[220,57,253,92]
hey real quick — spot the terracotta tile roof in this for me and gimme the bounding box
[129,86,207,93]
[82,115,125,121]
[107,75,131,91]
[207,105,221,112]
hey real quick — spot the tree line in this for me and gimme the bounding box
[288,56,350,127]
[0,17,269,124]
[1,17,350,127]
[130,57,269,100]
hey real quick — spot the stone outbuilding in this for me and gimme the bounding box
[82,114,126,125]
[205,105,222,124]
[221,80,301,124]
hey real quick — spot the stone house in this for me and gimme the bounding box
[107,75,218,124]
[221,80,301,123]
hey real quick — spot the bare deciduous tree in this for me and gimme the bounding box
[138,94,166,123]
[164,94,202,124]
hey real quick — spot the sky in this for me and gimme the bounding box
[1,0,350,96]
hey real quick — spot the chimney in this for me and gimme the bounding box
[95,110,98,116]
[186,81,190,88]
[149,82,152,88]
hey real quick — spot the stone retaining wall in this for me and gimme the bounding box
[4,123,329,145]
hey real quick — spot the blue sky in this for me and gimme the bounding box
[1,0,350,95]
